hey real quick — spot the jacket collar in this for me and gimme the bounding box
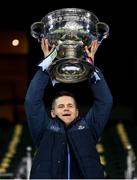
[54,115,81,128]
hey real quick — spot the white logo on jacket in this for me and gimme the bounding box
[77,125,85,130]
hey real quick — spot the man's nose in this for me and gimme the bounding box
[64,106,69,110]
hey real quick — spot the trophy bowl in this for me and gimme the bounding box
[31,8,109,83]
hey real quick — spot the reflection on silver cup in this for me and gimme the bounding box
[31,8,109,83]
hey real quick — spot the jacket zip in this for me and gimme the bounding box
[67,143,70,179]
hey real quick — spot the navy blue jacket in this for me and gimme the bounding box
[24,67,113,179]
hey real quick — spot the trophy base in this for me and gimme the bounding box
[49,58,95,83]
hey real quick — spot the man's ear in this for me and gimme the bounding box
[51,110,56,118]
[76,109,79,118]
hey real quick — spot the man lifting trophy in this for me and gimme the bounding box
[25,8,113,179]
[30,8,109,83]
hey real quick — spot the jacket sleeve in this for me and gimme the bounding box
[24,68,51,145]
[85,67,113,140]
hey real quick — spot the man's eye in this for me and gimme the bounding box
[58,105,64,108]
[68,104,73,108]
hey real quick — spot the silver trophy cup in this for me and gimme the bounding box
[31,8,109,83]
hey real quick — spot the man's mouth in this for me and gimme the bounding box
[62,114,71,116]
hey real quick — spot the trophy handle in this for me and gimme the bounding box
[96,22,109,43]
[30,22,45,42]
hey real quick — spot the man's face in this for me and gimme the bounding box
[51,96,79,125]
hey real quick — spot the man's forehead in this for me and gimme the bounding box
[55,96,75,104]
